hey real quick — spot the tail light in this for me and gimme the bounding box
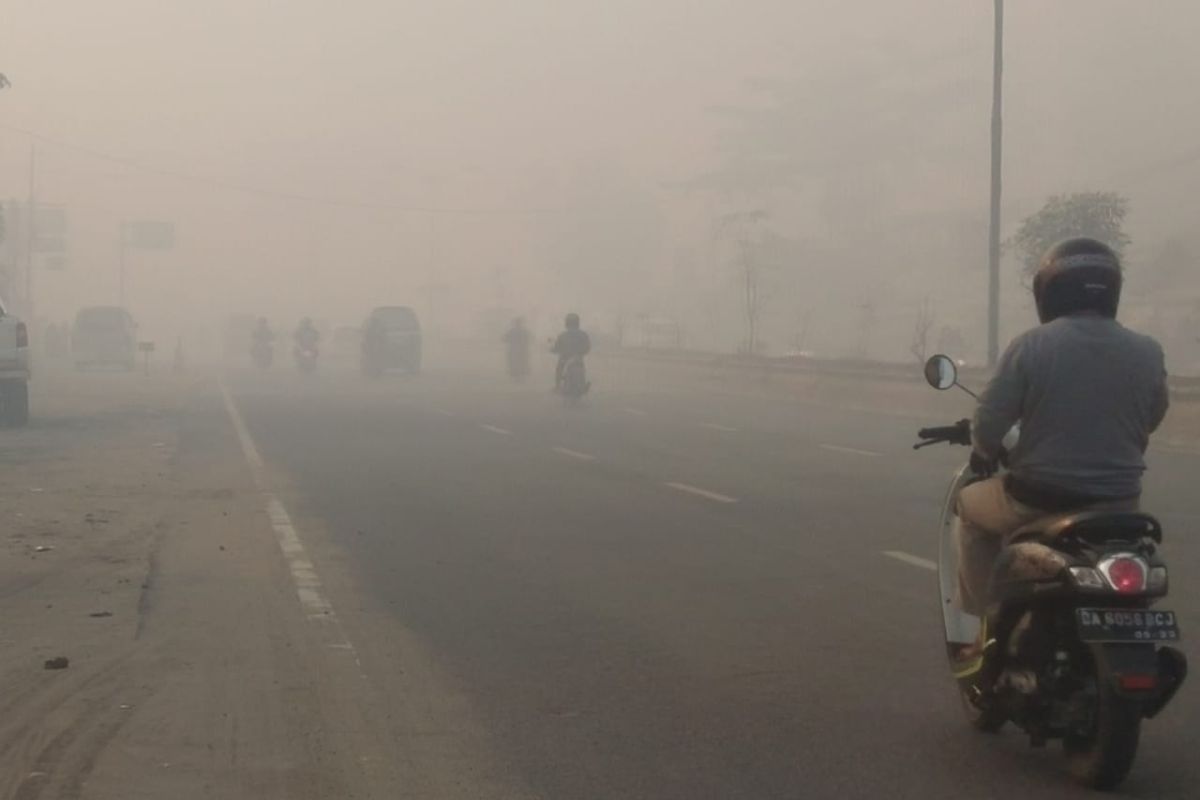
[1101,556,1148,594]
[1119,674,1157,691]
[15,322,28,348]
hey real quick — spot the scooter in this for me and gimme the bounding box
[251,341,273,371]
[558,354,590,404]
[916,354,1185,790]
[294,343,319,374]
[506,345,531,383]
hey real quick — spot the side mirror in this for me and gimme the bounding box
[924,354,958,390]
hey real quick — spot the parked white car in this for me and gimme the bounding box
[0,294,30,426]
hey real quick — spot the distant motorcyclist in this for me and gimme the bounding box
[552,312,591,390]
[503,317,531,380]
[954,238,1168,658]
[252,317,274,348]
[294,317,320,351]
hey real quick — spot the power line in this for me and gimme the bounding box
[0,123,571,216]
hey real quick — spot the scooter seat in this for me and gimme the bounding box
[1008,510,1161,545]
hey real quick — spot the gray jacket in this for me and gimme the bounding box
[973,315,1168,498]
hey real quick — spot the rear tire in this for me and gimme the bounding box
[1064,682,1141,790]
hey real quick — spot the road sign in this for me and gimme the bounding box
[122,220,174,250]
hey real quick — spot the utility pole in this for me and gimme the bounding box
[987,0,1004,367]
[24,143,36,323]
[118,224,127,307]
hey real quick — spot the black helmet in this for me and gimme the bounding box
[1032,237,1123,324]
[565,312,580,330]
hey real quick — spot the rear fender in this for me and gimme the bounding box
[1090,643,1186,717]
[1144,647,1187,719]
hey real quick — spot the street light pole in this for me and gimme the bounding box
[25,143,36,323]
[118,223,127,307]
[987,0,1005,367]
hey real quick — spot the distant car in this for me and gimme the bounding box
[361,306,422,376]
[72,306,137,370]
[0,294,31,426]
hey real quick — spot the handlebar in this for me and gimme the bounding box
[914,419,972,449]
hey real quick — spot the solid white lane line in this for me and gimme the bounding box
[820,443,882,457]
[699,422,740,433]
[664,482,739,504]
[480,424,513,436]
[552,446,597,462]
[623,407,649,416]
[432,408,456,417]
[220,383,352,641]
[883,550,938,571]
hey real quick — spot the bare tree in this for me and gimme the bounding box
[910,297,935,364]
[1009,192,1131,279]
[714,209,771,355]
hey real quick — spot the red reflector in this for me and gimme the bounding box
[1106,558,1146,594]
[1119,674,1157,691]
[15,322,27,348]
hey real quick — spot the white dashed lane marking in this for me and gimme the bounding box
[664,482,739,504]
[552,446,597,462]
[480,424,514,436]
[220,383,355,649]
[820,443,882,458]
[699,422,739,433]
[883,550,938,571]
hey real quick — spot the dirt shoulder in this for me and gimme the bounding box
[0,370,373,799]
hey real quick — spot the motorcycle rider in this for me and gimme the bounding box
[294,317,320,353]
[552,312,591,390]
[252,317,274,348]
[503,317,531,380]
[955,237,1169,660]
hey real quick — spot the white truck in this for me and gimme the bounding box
[0,294,30,426]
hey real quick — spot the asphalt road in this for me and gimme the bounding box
[223,346,1200,799]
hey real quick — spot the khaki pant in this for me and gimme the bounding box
[955,476,1137,616]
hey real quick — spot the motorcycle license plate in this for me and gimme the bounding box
[1076,608,1181,643]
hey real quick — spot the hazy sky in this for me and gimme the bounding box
[3,1,1200,355]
